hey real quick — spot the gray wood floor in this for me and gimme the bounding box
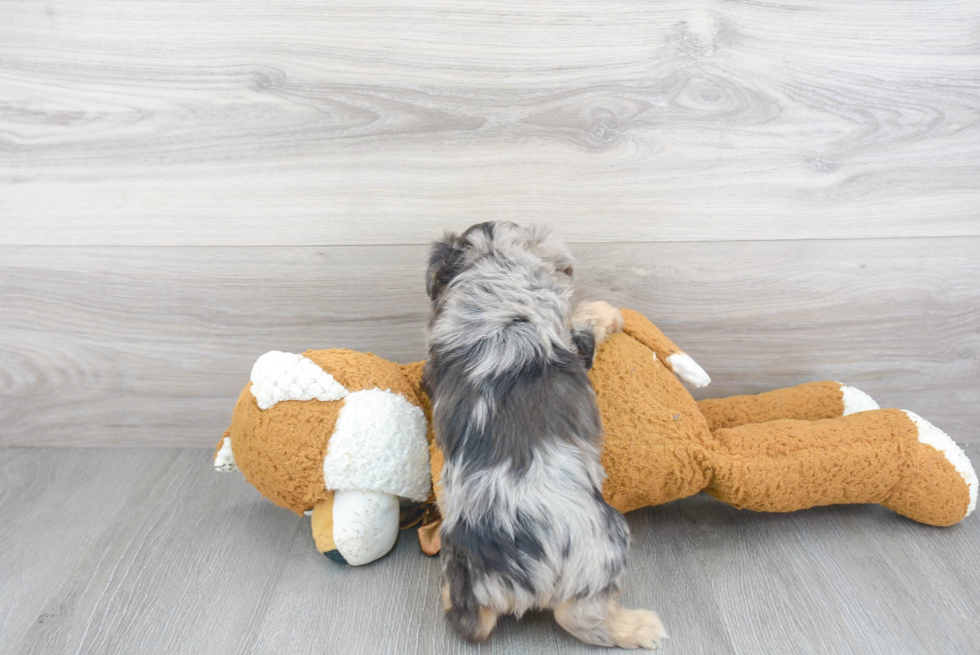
[2,447,978,655]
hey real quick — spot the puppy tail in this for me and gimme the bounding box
[443,557,497,642]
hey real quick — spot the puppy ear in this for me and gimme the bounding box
[426,232,466,301]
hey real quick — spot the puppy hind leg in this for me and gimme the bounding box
[441,559,498,642]
[555,593,665,650]
[445,595,497,643]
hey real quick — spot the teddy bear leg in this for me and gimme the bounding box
[696,381,879,432]
[310,489,400,565]
[882,411,977,526]
[617,307,711,388]
[704,409,976,526]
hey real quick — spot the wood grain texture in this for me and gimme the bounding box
[0,449,162,653]
[676,496,976,653]
[2,238,977,446]
[5,449,304,655]
[1,0,978,245]
[2,447,978,654]
[248,481,738,655]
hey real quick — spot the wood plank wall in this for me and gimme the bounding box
[1,0,978,446]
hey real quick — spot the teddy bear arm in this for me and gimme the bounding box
[703,409,975,526]
[696,381,880,432]
[619,308,680,358]
[619,308,710,388]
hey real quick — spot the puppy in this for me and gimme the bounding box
[423,221,665,649]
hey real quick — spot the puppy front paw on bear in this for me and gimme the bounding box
[216,307,977,565]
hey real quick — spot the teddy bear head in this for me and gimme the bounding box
[217,348,432,514]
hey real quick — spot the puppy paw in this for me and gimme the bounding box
[572,301,624,344]
[609,608,666,650]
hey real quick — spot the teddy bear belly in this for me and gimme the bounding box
[589,333,713,514]
[601,439,711,513]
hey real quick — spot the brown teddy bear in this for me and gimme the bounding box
[216,305,976,565]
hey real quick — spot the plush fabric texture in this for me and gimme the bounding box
[213,436,238,471]
[221,307,976,564]
[840,384,881,415]
[249,351,348,410]
[422,308,975,527]
[696,381,846,432]
[304,349,421,404]
[699,407,970,527]
[399,361,432,436]
[902,411,977,519]
[323,388,430,502]
[330,489,401,566]
[399,360,442,505]
[666,352,712,388]
[617,308,681,362]
[222,348,430,514]
[587,331,712,513]
[224,383,342,514]
[704,410,920,512]
[311,493,336,553]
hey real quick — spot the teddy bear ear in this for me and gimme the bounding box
[426,231,466,301]
[248,350,349,410]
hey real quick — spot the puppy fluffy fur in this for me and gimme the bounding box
[424,222,664,649]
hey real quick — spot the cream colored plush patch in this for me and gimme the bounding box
[249,350,348,410]
[213,436,239,472]
[667,352,711,388]
[323,388,431,502]
[839,384,880,415]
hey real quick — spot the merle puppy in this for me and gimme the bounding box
[423,221,665,649]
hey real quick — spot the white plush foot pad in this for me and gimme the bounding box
[839,384,880,415]
[332,489,401,566]
[903,410,977,517]
[213,436,239,472]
